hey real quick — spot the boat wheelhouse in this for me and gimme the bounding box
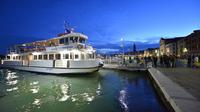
[1,24,101,74]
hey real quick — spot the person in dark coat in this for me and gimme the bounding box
[160,56,163,67]
[153,56,158,68]
[187,55,191,67]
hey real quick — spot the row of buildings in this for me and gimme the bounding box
[160,30,200,58]
[131,30,200,58]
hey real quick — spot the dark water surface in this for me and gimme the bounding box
[0,69,167,112]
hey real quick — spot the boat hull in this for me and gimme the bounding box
[0,65,99,74]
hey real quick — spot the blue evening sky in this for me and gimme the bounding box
[0,0,200,54]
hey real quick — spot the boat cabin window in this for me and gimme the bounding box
[75,54,79,59]
[65,38,69,45]
[70,37,74,43]
[16,56,19,60]
[70,53,73,59]
[63,54,69,59]
[59,38,65,44]
[79,38,85,43]
[87,53,95,59]
[55,54,61,60]
[7,56,10,60]
[49,54,54,60]
[44,54,48,60]
[19,56,21,60]
[74,37,78,43]
[34,55,37,60]
[22,56,26,60]
[38,55,42,60]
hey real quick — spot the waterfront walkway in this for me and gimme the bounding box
[103,64,146,71]
[157,67,200,101]
[149,68,200,112]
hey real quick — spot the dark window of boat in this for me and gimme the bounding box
[70,37,74,43]
[88,54,94,59]
[64,54,69,59]
[49,54,54,60]
[19,56,21,60]
[92,53,95,59]
[44,54,48,60]
[34,55,37,60]
[65,38,69,45]
[75,54,79,59]
[59,38,65,44]
[22,56,25,60]
[13,56,16,60]
[75,37,78,43]
[79,38,85,43]
[55,54,61,60]
[39,55,42,60]
[70,53,73,59]
[16,56,19,60]
[7,56,10,60]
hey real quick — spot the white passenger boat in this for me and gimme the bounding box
[0,23,101,74]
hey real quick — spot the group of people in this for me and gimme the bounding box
[143,55,176,68]
[123,54,200,68]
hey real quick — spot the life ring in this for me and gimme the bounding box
[77,44,83,49]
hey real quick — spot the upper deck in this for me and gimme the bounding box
[8,32,89,54]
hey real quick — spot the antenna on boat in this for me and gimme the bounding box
[64,21,74,33]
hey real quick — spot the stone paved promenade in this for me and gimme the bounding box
[157,67,200,101]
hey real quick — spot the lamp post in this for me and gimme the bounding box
[183,48,188,58]
[120,38,124,65]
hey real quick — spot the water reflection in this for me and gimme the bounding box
[30,81,40,94]
[5,70,19,92]
[0,69,167,112]
[32,98,41,106]
[59,83,70,101]
[119,89,128,112]
[96,82,101,95]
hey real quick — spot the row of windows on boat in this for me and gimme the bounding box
[7,53,95,60]
[59,37,86,44]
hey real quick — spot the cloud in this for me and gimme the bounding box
[91,40,160,54]
[97,48,119,54]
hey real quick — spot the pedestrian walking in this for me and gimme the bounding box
[153,56,158,68]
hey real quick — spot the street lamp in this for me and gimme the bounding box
[183,48,188,58]
[120,38,124,65]
[183,48,188,53]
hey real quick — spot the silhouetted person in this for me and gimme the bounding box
[153,56,158,68]
[170,55,176,68]
[163,55,169,67]
[192,55,195,67]
[129,56,132,63]
[144,56,148,67]
[187,55,191,67]
[160,56,163,67]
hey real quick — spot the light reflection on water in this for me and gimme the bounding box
[0,69,167,112]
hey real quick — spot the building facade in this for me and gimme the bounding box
[160,37,185,56]
[186,30,200,57]
[144,48,160,57]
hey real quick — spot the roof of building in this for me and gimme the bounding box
[160,37,186,44]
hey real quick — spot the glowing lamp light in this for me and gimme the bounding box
[183,48,188,53]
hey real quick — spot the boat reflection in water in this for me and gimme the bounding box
[0,69,167,112]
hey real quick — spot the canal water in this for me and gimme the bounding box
[0,69,167,112]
